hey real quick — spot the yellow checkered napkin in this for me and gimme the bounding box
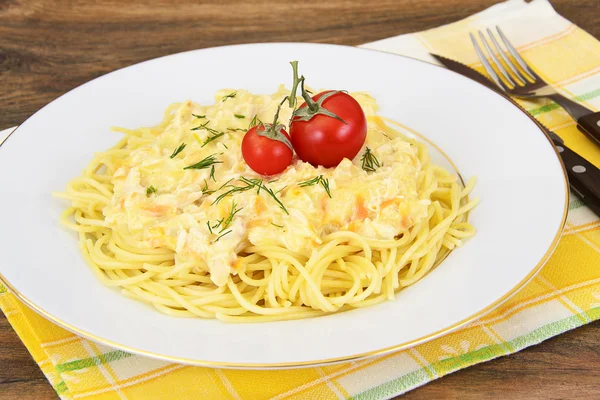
[2,0,600,398]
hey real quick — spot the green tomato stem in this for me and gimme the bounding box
[288,61,300,108]
[300,77,318,112]
[256,96,293,151]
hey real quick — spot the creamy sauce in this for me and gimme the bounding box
[103,87,429,286]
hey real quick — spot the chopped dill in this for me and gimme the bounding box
[202,178,234,196]
[184,154,222,170]
[212,218,224,229]
[212,177,288,214]
[214,230,232,242]
[220,200,242,232]
[222,92,237,102]
[202,131,225,147]
[298,175,332,198]
[204,126,222,136]
[248,114,262,129]
[259,183,288,214]
[202,179,210,193]
[170,143,186,158]
[360,147,381,172]
[191,121,209,131]
[212,177,261,205]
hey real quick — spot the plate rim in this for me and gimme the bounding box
[0,42,569,369]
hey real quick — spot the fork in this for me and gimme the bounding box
[471,26,600,145]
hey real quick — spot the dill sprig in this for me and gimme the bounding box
[204,126,222,136]
[248,114,262,129]
[208,200,241,237]
[360,147,381,172]
[212,177,261,205]
[215,230,232,242]
[222,92,237,102]
[192,114,206,119]
[191,121,209,131]
[191,120,227,147]
[201,179,213,195]
[220,200,242,232]
[211,218,224,230]
[202,131,226,147]
[203,178,233,196]
[271,222,284,229]
[184,154,222,170]
[212,177,289,214]
[260,183,289,214]
[146,186,157,196]
[227,127,245,132]
[234,114,245,119]
[298,175,332,198]
[209,165,216,181]
[170,143,186,158]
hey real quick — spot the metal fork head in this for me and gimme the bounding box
[470,26,555,98]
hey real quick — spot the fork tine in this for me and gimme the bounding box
[496,26,539,80]
[486,28,527,85]
[470,33,506,90]
[478,31,516,87]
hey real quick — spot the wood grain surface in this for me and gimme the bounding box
[1,0,600,399]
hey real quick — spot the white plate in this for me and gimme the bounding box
[0,43,567,368]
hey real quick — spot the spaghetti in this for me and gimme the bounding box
[55,88,478,322]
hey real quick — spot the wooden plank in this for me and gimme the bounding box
[0,313,58,399]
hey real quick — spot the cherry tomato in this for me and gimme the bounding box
[290,91,366,168]
[242,125,293,176]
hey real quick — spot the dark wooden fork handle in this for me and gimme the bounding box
[546,93,600,145]
[577,111,600,146]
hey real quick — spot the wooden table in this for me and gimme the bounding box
[1,1,600,398]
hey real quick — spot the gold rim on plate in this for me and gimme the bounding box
[0,44,569,369]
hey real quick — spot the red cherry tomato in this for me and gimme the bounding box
[290,91,366,168]
[242,125,293,176]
